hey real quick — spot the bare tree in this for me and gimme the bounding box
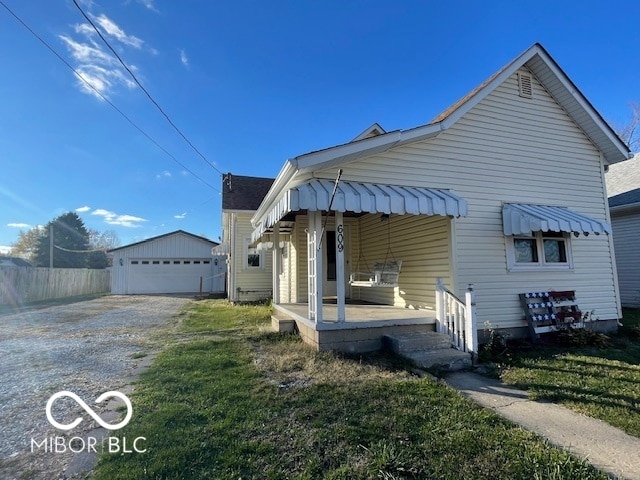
[87,229,120,250]
[10,227,45,262]
[614,101,640,153]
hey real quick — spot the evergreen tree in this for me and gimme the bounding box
[34,212,91,268]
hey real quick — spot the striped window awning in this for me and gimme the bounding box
[252,179,468,242]
[502,203,611,236]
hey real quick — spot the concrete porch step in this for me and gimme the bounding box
[383,331,452,352]
[404,349,472,372]
[383,331,472,372]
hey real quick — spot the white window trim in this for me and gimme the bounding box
[506,231,574,272]
[243,236,263,270]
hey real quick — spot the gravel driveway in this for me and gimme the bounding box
[0,294,190,480]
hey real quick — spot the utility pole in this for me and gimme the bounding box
[49,224,53,269]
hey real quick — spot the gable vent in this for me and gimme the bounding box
[518,72,533,98]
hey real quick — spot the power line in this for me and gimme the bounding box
[72,0,225,177]
[0,0,219,193]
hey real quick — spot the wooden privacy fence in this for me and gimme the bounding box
[0,267,110,305]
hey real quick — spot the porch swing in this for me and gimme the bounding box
[349,214,402,288]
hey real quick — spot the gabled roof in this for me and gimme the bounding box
[430,43,629,164]
[351,123,387,142]
[108,230,217,253]
[253,43,630,226]
[222,174,274,211]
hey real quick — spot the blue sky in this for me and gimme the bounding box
[1,0,639,253]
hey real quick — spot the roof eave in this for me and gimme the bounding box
[430,43,629,164]
[610,201,640,214]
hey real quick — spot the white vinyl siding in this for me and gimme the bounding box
[230,212,273,301]
[351,214,451,310]
[611,210,640,307]
[110,232,221,294]
[311,67,618,329]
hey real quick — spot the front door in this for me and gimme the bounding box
[322,228,349,298]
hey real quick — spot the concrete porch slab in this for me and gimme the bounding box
[273,302,438,353]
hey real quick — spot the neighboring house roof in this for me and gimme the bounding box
[0,256,32,267]
[108,230,217,253]
[253,43,630,227]
[606,153,640,197]
[609,188,640,209]
[222,174,275,211]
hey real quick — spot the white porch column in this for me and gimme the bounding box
[307,211,323,324]
[435,277,444,334]
[272,223,280,305]
[335,212,345,322]
[465,284,478,354]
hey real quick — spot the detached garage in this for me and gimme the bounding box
[109,230,224,294]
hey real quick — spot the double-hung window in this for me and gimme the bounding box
[243,236,262,269]
[507,231,572,271]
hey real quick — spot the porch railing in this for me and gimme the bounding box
[435,278,478,354]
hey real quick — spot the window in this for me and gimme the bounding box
[163,261,170,264]
[152,260,160,264]
[173,260,181,264]
[194,260,201,264]
[131,260,139,265]
[141,261,149,265]
[244,236,262,269]
[203,260,211,264]
[184,261,191,265]
[507,231,572,271]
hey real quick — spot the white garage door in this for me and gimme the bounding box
[127,258,213,294]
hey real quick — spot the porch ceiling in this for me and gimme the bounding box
[252,179,468,242]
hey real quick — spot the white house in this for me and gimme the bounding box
[608,154,640,307]
[609,190,640,307]
[216,174,275,302]
[249,43,630,353]
[109,230,223,295]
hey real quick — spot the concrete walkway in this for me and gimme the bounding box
[445,372,640,480]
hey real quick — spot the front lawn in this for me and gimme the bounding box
[496,308,640,437]
[93,299,606,479]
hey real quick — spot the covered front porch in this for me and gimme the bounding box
[253,176,478,354]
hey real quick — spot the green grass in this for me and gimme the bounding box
[93,299,607,480]
[497,308,640,437]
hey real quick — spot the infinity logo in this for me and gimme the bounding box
[46,391,133,431]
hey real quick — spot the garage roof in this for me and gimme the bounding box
[108,230,218,253]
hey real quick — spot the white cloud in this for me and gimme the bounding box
[180,49,189,67]
[76,206,91,212]
[136,0,158,12]
[0,245,11,255]
[92,209,147,228]
[60,12,151,98]
[7,223,30,228]
[156,171,172,179]
[60,34,115,65]
[174,212,187,219]
[94,14,144,49]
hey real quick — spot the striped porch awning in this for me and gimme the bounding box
[252,179,468,242]
[502,203,611,236]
